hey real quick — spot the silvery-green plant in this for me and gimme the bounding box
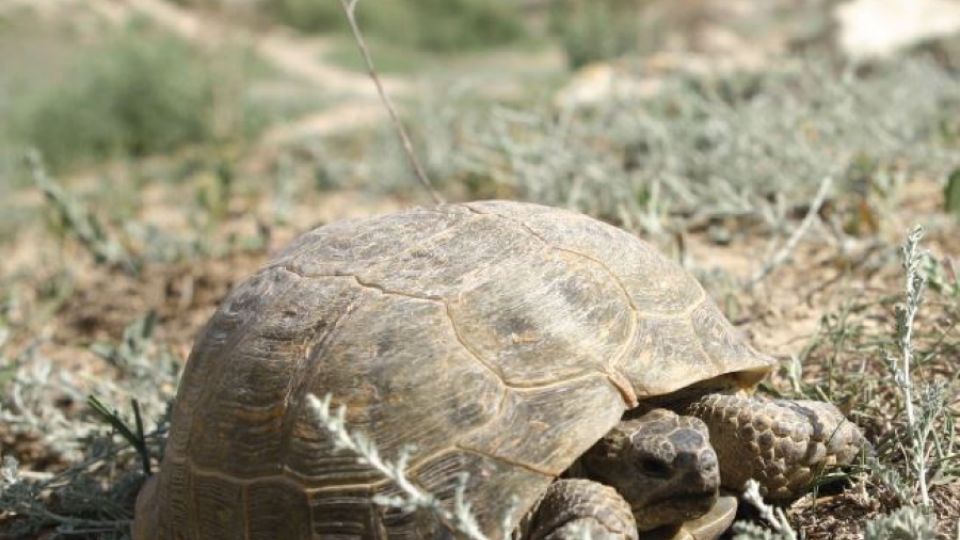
[881,226,945,508]
[863,506,938,540]
[358,57,959,236]
[306,393,507,540]
[27,151,139,275]
[89,311,180,385]
[1,346,101,463]
[0,441,141,538]
[731,479,798,540]
[0,316,176,537]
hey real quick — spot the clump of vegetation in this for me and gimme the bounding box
[0,312,177,537]
[21,150,269,274]
[356,56,960,234]
[777,229,958,537]
[11,22,261,172]
[882,227,942,508]
[864,506,938,540]
[735,227,958,538]
[549,0,647,68]
[268,0,525,52]
[28,152,139,274]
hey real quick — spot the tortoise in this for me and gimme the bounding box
[133,200,866,540]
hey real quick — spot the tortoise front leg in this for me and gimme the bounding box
[688,394,868,501]
[518,479,737,540]
[521,479,638,540]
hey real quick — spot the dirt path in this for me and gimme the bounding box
[120,0,405,94]
[257,102,389,147]
[110,0,407,140]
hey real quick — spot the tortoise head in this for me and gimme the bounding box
[580,408,720,531]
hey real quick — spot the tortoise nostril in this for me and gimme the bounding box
[672,450,720,490]
[637,457,673,478]
[674,451,696,470]
[684,469,720,492]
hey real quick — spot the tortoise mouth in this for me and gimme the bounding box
[632,490,718,531]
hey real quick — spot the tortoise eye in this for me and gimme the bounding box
[637,457,672,478]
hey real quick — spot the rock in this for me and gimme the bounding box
[834,0,960,59]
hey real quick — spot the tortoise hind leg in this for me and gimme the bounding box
[521,479,638,540]
[133,475,160,540]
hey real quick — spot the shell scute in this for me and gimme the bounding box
[377,450,552,539]
[448,248,634,385]
[459,376,625,475]
[466,200,703,314]
[308,487,383,539]
[246,481,313,540]
[357,214,537,299]
[186,270,358,477]
[276,206,474,277]
[691,300,772,376]
[192,472,245,539]
[285,290,504,486]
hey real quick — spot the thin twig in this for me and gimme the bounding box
[338,0,445,205]
[747,176,833,288]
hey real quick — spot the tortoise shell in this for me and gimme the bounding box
[139,200,773,539]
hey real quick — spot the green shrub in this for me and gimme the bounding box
[269,0,524,52]
[13,24,249,172]
[549,0,644,68]
[266,0,345,33]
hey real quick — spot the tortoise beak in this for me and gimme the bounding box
[632,488,719,531]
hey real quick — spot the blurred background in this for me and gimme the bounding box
[0,0,958,538]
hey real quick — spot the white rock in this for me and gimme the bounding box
[835,0,960,59]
